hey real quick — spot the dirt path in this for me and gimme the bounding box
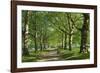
[38,50,60,62]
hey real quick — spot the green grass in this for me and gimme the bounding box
[66,53,90,60]
[59,49,74,59]
[22,51,41,62]
[22,48,90,62]
[22,50,51,62]
[22,56,38,62]
[58,48,90,60]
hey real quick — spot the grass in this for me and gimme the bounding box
[59,50,74,59]
[22,56,38,62]
[22,51,40,62]
[22,48,90,62]
[22,50,51,62]
[58,48,90,60]
[66,52,90,60]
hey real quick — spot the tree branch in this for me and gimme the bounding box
[70,17,82,31]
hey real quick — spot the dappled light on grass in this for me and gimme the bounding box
[22,48,90,62]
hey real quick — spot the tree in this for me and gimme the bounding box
[80,13,89,53]
[70,13,89,53]
[22,10,89,54]
[46,12,76,50]
[22,11,29,56]
[29,11,38,52]
[28,11,50,51]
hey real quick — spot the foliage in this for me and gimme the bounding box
[22,10,90,62]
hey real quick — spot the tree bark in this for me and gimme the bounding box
[80,13,89,53]
[22,11,29,56]
[34,31,38,52]
[67,14,72,51]
[64,33,67,49]
[33,12,38,52]
[69,34,72,51]
[61,33,64,49]
[39,34,43,51]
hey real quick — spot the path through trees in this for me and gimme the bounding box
[22,11,90,62]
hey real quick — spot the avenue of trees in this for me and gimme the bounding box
[22,10,90,62]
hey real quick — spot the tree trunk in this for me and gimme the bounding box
[64,33,67,49]
[22,11,29,56]
[42,23,48,50]
[61,33,64,49]
[80,14,89,53]
[39,32,43,51]
[43,33,46,50]
[34,12,38,52]
[34,32,38,52]
[67,13,72,51]
[69,34,72,51]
